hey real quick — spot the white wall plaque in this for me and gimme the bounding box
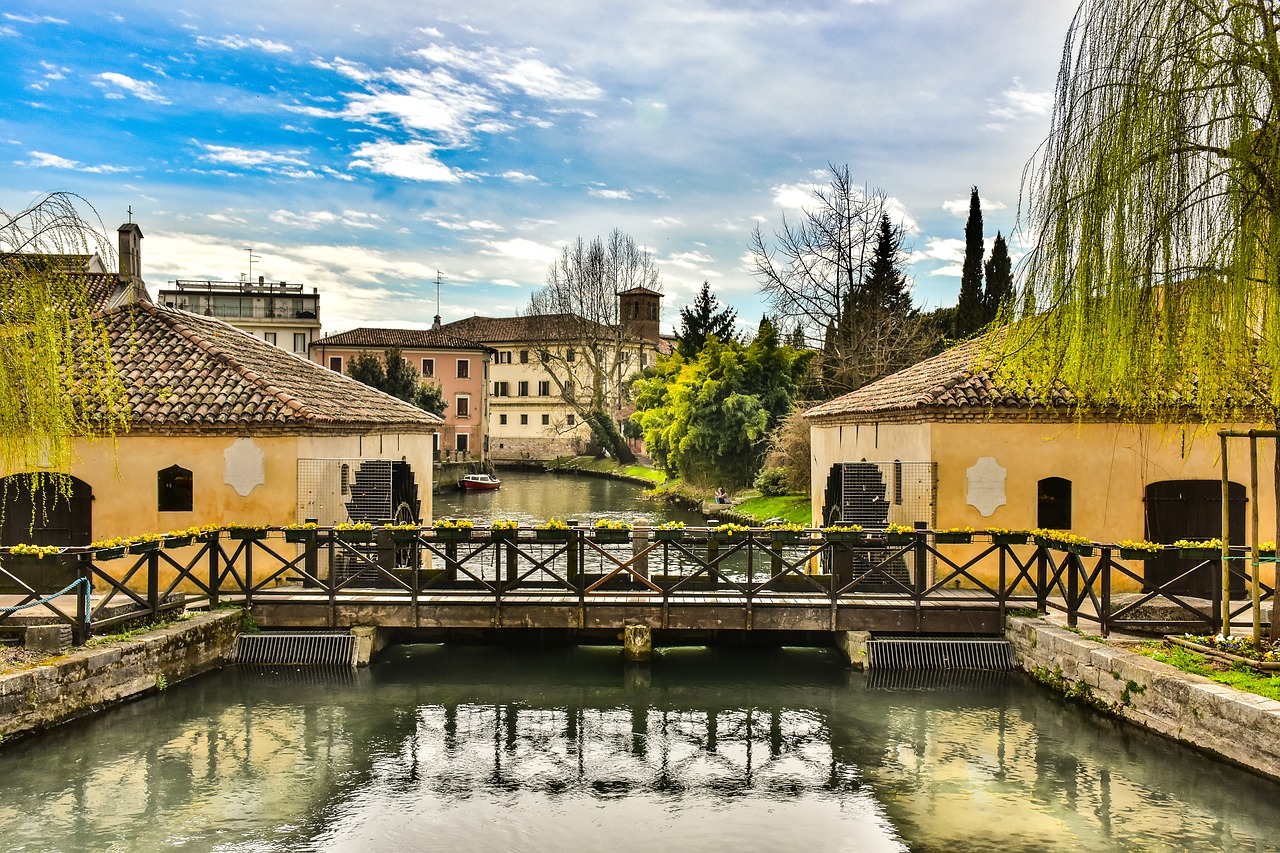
[966,456,1007,517]
[224,438,265,497]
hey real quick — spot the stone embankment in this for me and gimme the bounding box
[0,609,240,743]
[1007,616,1280,781]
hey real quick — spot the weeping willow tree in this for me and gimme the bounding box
[0,192,130,495]
[991,0,1280,424]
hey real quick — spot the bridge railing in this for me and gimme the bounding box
[0,527,1267,642]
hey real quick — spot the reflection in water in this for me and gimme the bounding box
[0,646,1277,852]
[433,469,706,529]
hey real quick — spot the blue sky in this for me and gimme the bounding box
[1,1,1079,336]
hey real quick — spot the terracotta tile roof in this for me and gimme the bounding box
[803,337,1072,421]
[437,314,608,343]
[314,326,491,352]
[101,303,441,432]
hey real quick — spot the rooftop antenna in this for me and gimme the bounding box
[126,205,133,224]
[433,270,445,329]
[245,249,261,285]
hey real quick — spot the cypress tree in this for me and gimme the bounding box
[676,280,737,358]
[983,232,1013,324]
[954,186,986,337]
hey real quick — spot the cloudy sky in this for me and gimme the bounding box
[1,1,1079,336]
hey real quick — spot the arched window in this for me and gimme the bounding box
[158,465,193,512]
[1037,477,1072,530]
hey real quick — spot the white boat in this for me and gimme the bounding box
[459,473,502,491]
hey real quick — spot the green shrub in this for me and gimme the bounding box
[754,466,789,497]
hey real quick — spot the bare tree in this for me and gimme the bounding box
[526,230,661,463]
[752,167,937,397]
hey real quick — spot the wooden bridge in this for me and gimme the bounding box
[2,525,1268,645]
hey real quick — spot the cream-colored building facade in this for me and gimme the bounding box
[1,224,441,554]
[805,340,1277,591]
[438,290,666,461]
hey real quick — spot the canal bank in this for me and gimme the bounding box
[0,609,240,743]
[1006,615,1280,781]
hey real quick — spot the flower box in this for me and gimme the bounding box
[129,540,160,554]
[654,529,685,542]
[1066,543,1095,557]
[992,533,1029,546]
[886,532,916,546]
[229,529,267,541]
[195,531,219,543]
[432,528,472,542]
[489,528,518,541]
[536,529,572,542]
[162,535,192,548]
[710,531,744,543]
[1179,547,1220,561]
[934,532,973,544]
[770,531,803,545]
[284,529,317,544]
[593,530,632,544]
[1033,536,1055,549]
[1119,547,1157,561]
[336,529,373,544]
[94,546,127,561]
[824,530,865,543]
[389,528,421,542]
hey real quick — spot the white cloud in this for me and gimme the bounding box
[664,249,714,270]
[416,43,601,101]
[3,13,67,24]
[501,170,538,182]
[986,77,1052,129]
[199,143,309,169]
[349,139,462,183]
[268,209,386,229]
[430,217,503,232]
[197,34,293,54]
[484,237,558,265]
[94,72,170,104]
[21,150,128,173]
[942,195,1009,217]
[590,187,632,200]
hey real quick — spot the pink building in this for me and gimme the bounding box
[311,328,492,459]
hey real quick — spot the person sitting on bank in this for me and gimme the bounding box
[715,487,727,504]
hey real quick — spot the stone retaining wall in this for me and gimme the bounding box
[1006,616,1280,780]
[0,610,240,742]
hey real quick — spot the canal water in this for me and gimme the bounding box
[3,473,1278,851]
[1,646,1277,852]
[433,469,707,529]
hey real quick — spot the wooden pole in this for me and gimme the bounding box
[1251,434,1261,644]
[1221,432,1231,635]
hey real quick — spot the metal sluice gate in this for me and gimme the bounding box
[865,638,1017,670]
[234,632,360,666]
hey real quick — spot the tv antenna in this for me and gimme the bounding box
[433,270,446,327]
[246,249,262,283]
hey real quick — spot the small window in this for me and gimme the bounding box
[541,414,550,425]
[567,414,576,426]
[293,333,307,353]
[1038,477,1073,530]
[157,464,193,512]
[422,358,434,377]
[520,350,529,364]
[340,463,350,495]
[456,395,470,418]
[457,433,469,452]
[457,359,470,379]
[518,381,529,397]
[499,414,508,425]
[329,356,342,372]
[493,382,509,397]
[520,414,529,425]
[538,381,550,396]
[566,348,576,362]
[264,332,277,346]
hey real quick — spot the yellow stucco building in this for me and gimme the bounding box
[805,339,1277,593]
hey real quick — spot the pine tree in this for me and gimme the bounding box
[863,213,912,315]
[676,280,738,358]
[982,232,1013,324]
[954,186,986,338]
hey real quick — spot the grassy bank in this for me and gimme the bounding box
[725,494,811,525]
[543,456,669,486]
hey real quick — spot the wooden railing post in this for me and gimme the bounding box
[147,550,160,621]
[1099,547,1112,638]
[1036,545,1048,614]
[207,533,220,609]
[1066,552,1079,628]
[74,560,91,645]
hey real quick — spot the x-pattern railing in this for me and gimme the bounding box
[1,527,1272,641]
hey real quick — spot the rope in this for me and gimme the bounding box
[0,576,89,614]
